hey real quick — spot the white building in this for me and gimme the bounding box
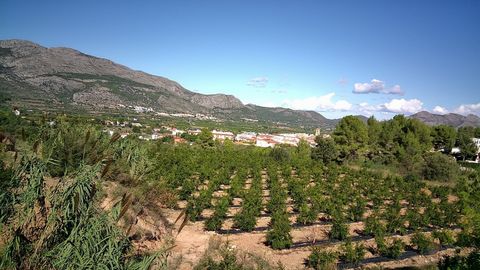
[256,135,277,148]
[212,130,235,141]
[235,132,257,143]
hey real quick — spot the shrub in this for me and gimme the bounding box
[364,215,386,237]
[377,237,405,259]
[311,137,338,165]
[340,239,365,265]
[411,232,435,255]
[270,147,290,162]
[433,229,456,247]
[438,251,480,270]
[234,208,257,232]
[329,219,349,241]
[266,210,293,250]
[297,203,317,225]
[422,152,459,182]
[205,196,230,231]
[306,247,337,270]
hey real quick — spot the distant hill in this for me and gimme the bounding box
[0,39,336,128]
[410,111,480,128]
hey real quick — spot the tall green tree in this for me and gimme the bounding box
[431,125,457,152]
[457,127,477,161]
[311,136,338,164]
[333,116,368,161]
[197,128,214,147]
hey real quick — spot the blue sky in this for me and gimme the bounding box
[1,0,479,119]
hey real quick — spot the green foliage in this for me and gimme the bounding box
[296,203,317,225]
[198,128,214,148]
[376,236,405,259]
[0,157,161,270]
[194,250,241,270]
[266,210,293,250]
[205,196,230,231]
[0,165,16,224]
[422,152,459,182]
[433,229,456,247]
[333,116,368,161]
[311,136,338,164]
[431,125,457,152]
[41,121,111,176]
[364,215,386,237]
[457,126,478,161]
[438,251,480,270]
[340,239,365,265]
[234,207,257,232]
[411,232,436,255]
[329,218,349,241]
[306,248,337,270]
[270,146,290,162]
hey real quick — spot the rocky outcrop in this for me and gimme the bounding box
[189,93,243,109]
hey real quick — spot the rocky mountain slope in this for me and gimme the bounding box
[410,111,480,128]
[0,39,335,128]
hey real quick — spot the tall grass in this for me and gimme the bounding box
[0,121,168,270]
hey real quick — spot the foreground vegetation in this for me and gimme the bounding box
[0,109,479,269]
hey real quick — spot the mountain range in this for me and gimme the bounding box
[0,39,337,128]
[0,39,479,129]
[410,111,480,128]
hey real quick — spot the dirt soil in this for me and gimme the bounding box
[101,179,467,270]
[163,202,463,270]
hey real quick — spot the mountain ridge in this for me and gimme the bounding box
[410,111,480,128]
[0,39,339,128]
[2,39,478,129]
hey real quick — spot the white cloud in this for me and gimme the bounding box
[271,89,287,94]
[354,79,384,93]
[383,98,423,114]
[356,102,383,116]
[282,92,352,111]
[353,79,404,95]
[246,77,268,88]
[433,106,449,115]
[388,85,403,95]
[454,102,480,115]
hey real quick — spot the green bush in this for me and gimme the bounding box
[340,239,365,265]
[433,229,456,247]
[329,219,349,241]
[364,215,386,237]
[411,232,436,255]
[377,237,405,259]
[422,152,459,182]
[306,247,337,270]
[296,203,317,225]
[438,251,480,270]
[234,208,257,232]
[266,210,293,250]
[205,196,230,231]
